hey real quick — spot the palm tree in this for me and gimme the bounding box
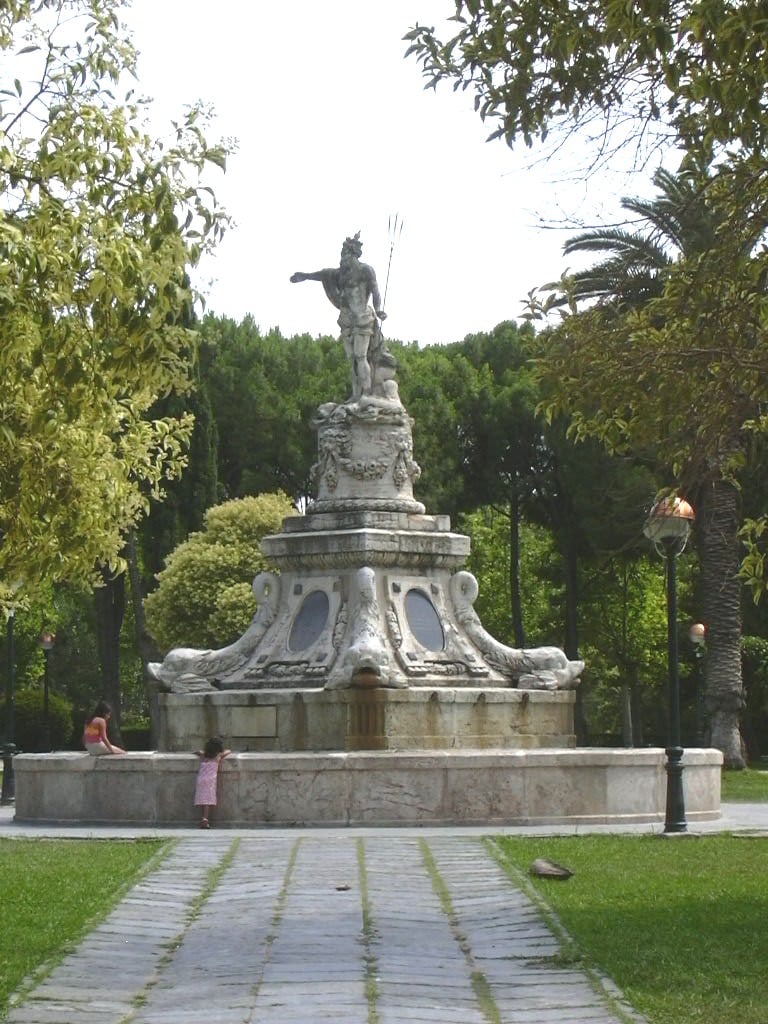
[562,161,747,767]
[564,163,720,303]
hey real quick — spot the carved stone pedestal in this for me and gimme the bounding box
[149,398,583,748]
[150,504,581,698]
[156,686,577,753]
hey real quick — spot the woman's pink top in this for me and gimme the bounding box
[83,717,107,747]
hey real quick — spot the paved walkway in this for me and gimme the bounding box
[3,804,767,1024]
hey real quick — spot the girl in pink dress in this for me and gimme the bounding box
[194,736,231,828]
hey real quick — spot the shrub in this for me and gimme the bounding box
[144,491,295,652]
[742,635,768,759]
[0,687,74,752]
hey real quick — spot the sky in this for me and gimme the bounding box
[123,1,652,347]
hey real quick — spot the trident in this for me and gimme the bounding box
[382,213,403,312]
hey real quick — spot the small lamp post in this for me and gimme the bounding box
[38,630,56,752]
[689,622,706,646]
[643,495,695,834]
[1,606,17,805]
[689,622,707,744]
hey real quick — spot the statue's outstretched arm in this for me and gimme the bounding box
[290,270,325,283]
[290,268,342,310]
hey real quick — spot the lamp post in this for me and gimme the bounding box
[38,630,55,752]
[1,606,17,805]
[643,495,695,834]
[689,622,707,744]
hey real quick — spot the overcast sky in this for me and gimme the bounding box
[124,1,653,346]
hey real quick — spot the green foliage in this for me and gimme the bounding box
[397,341,482,517]
[459,507,562,645]
[453,323,543,514]
[406,0,768,156]
[525,160,757,763]
[206,581,256,646]
[0,605,50,692]
[460,506,688,744]
[577,555,675,743]
[144,492,295,652]
[140,382,220,580]
[1,685,73,751]
[0,0,229,593]
[562,161,719,303]
[410,4,768,599]
[742,635,768,759]
[0,576,150,738]
[0,837,168,1016]
[528,159,767,484]
[201,316,348,501]
[39,581,147,727]
[492,833,768,1024]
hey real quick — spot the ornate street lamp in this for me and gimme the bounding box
[38,630,56,752]
[644,495,695,834]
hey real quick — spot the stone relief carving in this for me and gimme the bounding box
[341,457,392,481]
[326,566,407,689]
[422,661,483,677]
[385,602,402,649]
[449,570,584,690]
[146,572,281,693]
[392,440,420,488]
[332,600,348,651]
[311,405,421,489]
[252,662,311,678]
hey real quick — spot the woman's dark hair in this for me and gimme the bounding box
[203,736,225,759]
[87,700,112,723]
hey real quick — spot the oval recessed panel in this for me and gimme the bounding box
[405,588,445,651]
[288,590,329,651]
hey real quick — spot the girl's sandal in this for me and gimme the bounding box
[199,818,210,829]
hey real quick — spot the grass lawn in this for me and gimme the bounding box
[0,767,765,1024]
[0,837,171,1017]
[492,833,768,1024]
[720,763,768,801]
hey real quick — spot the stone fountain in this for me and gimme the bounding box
[147,232,583,754]
[13,235,722,826]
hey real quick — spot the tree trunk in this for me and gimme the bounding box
[508,493,525,647]
[125,530,159,666]
[630,669,644,746]
[561,531,586,743]
[621,682,633,747]
[696,477,745,768]
[94,565,126,744]
[125,529,162,747]
[563,533,579,662]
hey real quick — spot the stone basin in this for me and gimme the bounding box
[13,746,722,827]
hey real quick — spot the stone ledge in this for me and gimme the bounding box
[13,747,723,828]
[277,511,454,533]
[262,527,470,569]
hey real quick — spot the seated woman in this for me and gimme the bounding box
[82,701,126,755]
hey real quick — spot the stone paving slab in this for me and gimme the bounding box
[6,834,646,1024]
